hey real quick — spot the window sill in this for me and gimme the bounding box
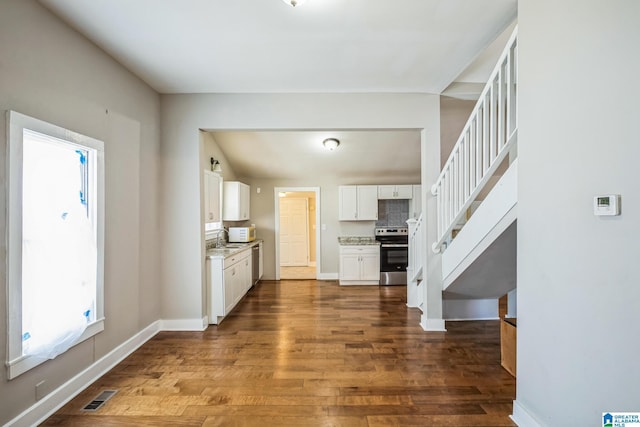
[6,318,105,380]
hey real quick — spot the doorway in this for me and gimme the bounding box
[274,187,320,280]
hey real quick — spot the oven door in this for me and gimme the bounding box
[379,244,408,272]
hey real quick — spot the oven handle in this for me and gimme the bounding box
[380,243,409,248]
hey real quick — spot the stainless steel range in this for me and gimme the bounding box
[375,227,408,286]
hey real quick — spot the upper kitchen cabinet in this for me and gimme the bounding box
[378,185,413,199]
[339,185,378,221]
[411,185,422,218]
[204,170,222,224]
[223,181,250,221]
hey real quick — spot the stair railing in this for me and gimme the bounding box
[432,27,518,253]
[406,213,424,309]
[407,214,424,283]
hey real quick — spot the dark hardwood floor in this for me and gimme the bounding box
[42,280,516,426]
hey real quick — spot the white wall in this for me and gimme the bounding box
[0,1,161,424]
[443,298,498,320]
[515,1,640,425]
[160,93,440,322]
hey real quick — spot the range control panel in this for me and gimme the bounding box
[375,227,408,236]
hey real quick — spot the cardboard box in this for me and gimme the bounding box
[501,318,517,377]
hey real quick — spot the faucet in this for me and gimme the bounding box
[215,228,228,248]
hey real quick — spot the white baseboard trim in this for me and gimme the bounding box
[445,317,501,321]
[511,400,543,427]
[6,320,162,427]
[420,316,447,331]
[160,317,208,331]
[317,272,339,281]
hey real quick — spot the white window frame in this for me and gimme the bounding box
[5,111,105,379]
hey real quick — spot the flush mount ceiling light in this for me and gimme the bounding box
[282,0,308,6]
[322,138,340,151]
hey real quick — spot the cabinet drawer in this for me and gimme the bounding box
[340,246,380,255]
[223,248,251,269]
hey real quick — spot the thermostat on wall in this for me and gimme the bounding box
[593,194,620,216]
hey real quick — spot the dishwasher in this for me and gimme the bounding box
[251,244,260,285]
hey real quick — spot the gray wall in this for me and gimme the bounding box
[440,96,475,168]
[517,0,640,424]
[0,1,161,424]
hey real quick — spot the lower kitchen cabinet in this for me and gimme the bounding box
[208,247,253,324]
[339,245,380,285]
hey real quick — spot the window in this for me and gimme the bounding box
[6,111,105,379]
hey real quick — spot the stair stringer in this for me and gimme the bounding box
[441,160,518,298]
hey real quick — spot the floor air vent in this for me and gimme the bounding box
[81,390,117,412]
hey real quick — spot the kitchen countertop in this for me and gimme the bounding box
[338,236,379,246]
[206,239,262,259]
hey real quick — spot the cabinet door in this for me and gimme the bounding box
[223,182,239,220]
[339,186,358,220]
[411,185,422,218]
[377,185,395,199]
[395,185,413,199]
[243,256,252,291]
[234,263,245,307]
[258,242,264,280]
[357,185,378,220]
[360,252,381,281]
[208,258,225,322]
[239,182,250,220]
[223,266,236,315]
[204,171,222,223]
[378,185,412,199]
[223,181,250,221]
[339,253,362,280]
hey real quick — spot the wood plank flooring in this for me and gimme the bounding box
[279,266,317,280]
[42,280,516,426]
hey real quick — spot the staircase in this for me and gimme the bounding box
[408,27,518,325]
[435,26,518,300]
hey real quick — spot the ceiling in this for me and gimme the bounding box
[38,0,517,181]
[210,129,421,182]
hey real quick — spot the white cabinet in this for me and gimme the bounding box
[208,247,252,324]
[204,170,222,224]
[339,245,380,285]
[339,185,378,221]
[411,185,422,218]
[378,185,413,199]
[258,241,264,280]
[242,255,252,292]
[222,264,237,314]
[223,181,250,221]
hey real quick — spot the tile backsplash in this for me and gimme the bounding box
[376,199,409,227]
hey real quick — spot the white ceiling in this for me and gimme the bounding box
[210,129,421,182]
[38,0,517,181]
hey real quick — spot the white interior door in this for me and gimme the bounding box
[279,198,309,266]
